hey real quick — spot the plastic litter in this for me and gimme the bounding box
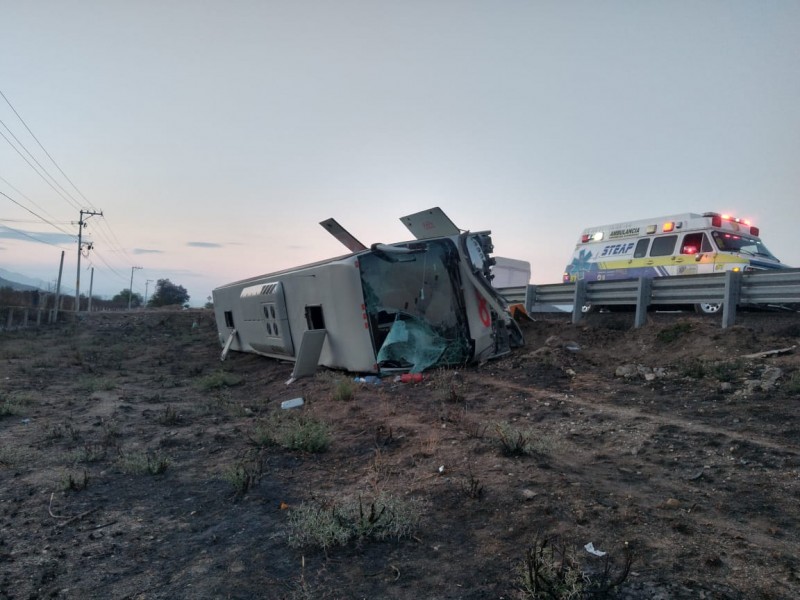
[280,397,304,409]
[584,542,606,556]
[354,375,382,385]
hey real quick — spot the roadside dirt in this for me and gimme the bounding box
[1,309,799,599]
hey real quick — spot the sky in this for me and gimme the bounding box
[1,1,799,306]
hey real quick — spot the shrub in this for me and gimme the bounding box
[495,423,561,457]
[518,536,633,599]
[288,493,424,549]
[656,322,693,343]
[332,378,356,402]
[197,370,243,390]
[280,417,331,453]
[223,459,262,497]
[250,414,331,453]
[118,450,169,475]
[785,371,800,394]
[61,469,89,492]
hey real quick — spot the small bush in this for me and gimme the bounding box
[158,405,181,426]
[656,322,693,343]
[197,370,243,391]
[518,536,633,599]
[495,423,561,457]
[71,444,107,463]
[0,396,23,418]
[785,371,800,394]
[680,362,706,379]
[708,360,742,382]
[280,416,331,453]
[77,376,116,393]
[332,378,356,402]
[288,493,424,549]
[223,459,262,497]
[61,469,89,492]
[118,450,169,475]
[250,414,331,453]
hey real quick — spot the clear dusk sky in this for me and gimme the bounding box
[2,1,799,306]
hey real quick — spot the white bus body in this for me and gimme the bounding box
[212,208,523,375]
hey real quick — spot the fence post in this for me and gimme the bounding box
[634,277,652,328]
[23,309,29,328]
[572,280,587,324]
[721,270,742,329]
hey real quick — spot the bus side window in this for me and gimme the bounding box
[701,234,713,253]
[680,232,704,255]
[650,235,677,257]
[633,239,649,258]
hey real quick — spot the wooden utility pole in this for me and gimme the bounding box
[75,209,102,312]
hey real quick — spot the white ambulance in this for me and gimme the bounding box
[563,212,789,313]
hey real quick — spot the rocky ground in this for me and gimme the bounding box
[1,308,799,599]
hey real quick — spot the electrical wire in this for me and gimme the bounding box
[0,89,92,210]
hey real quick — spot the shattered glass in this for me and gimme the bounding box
[359,239,471,371]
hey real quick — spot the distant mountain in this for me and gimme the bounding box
[0,276,39,291]
[0,269,53,291]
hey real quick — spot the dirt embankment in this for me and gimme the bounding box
[1,309,799,599]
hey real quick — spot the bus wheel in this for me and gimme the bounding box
[695,303,722,315]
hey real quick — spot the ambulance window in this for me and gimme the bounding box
[650,235,677,257]
[680,233,704,255]
[701,234,713,253]
[633,239,649,258]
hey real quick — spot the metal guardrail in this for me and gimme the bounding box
[497,267,800,329]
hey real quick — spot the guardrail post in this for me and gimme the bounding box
[721,270,741,329]
[634,277,652,328]
[526,284,536,313]
[572,280,587,324]
[6,308,13,329]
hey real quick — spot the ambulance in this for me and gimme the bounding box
[563,212,789,314]
[212,207,523,377]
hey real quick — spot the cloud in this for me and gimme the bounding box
[187,242,223,248]
[132,248,164,255]
[0,228,75,244]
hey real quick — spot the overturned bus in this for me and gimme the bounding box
[211,208,523,377]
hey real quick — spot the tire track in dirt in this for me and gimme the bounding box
[463,373,800,456]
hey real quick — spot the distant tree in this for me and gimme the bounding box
[112,289,143,308]
[148,279,190,307]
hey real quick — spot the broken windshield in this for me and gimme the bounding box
[359,239,471,371]
[711,231,778,260]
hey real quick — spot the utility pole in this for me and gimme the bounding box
[128,266,142,310]
[53,251,64,324]
[144,279,153,308]
[75,209,102,312]
[87,267,95,313]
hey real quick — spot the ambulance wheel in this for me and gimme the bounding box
[695,302,722,315]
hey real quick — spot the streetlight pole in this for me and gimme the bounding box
[128,266,142,310]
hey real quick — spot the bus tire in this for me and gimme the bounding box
[695,302,722,315]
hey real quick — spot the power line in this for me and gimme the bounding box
[0,89,92,210]
[0,189,75,237]
[0,118,83,211]
[0,173,72,233]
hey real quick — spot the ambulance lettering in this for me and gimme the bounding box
[599,242,635,257]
